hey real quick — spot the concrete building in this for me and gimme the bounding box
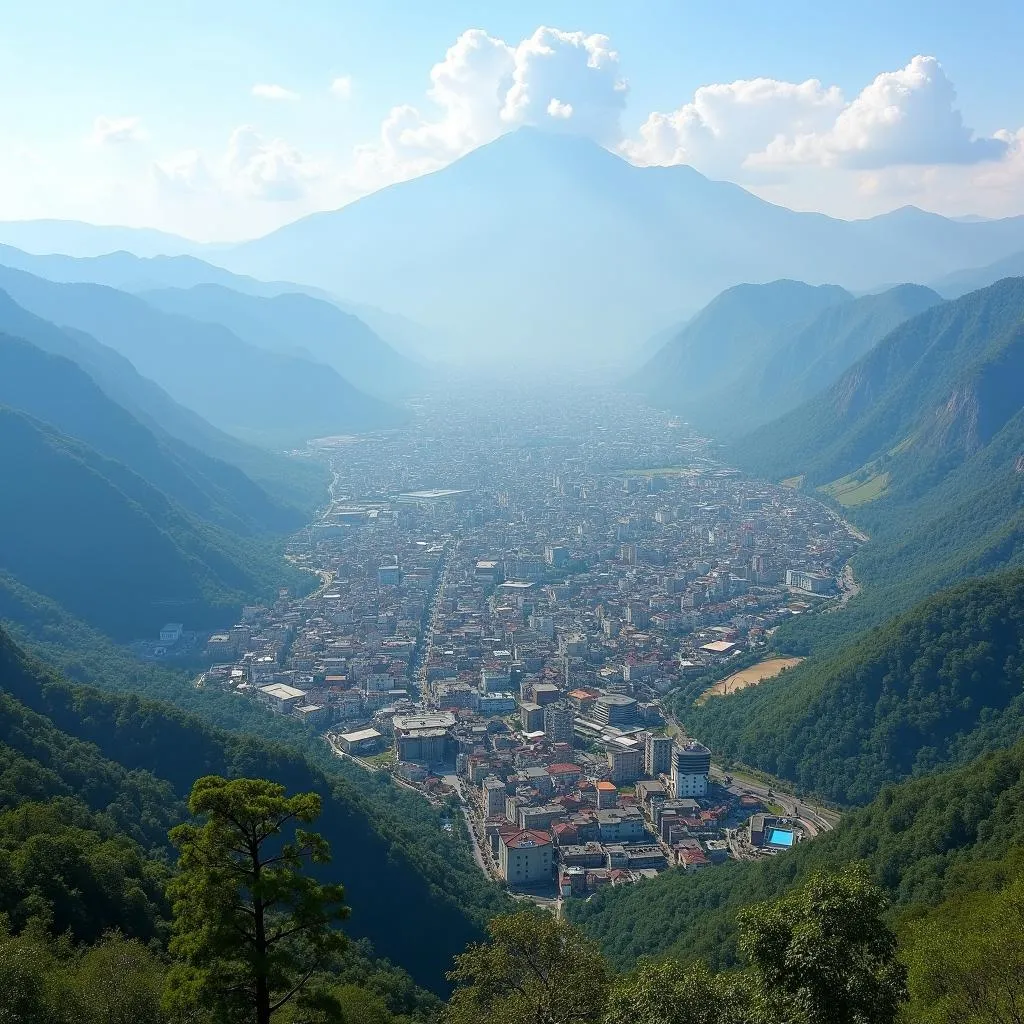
[645,732,673,776]
[520,702,544,732]
[498,830,554,886]
[393,712,456,765]
[608,746,644,785]
[258,682,307,713]
[596,807,646,842]
[671,740,712,798]
[593,694,638,728]
[336,727,383,755]
[595,780,618,809]
[543,703,575,744]
[482,776,507,818]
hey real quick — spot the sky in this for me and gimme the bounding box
[0,0,1021,241]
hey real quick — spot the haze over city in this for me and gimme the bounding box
[0,5,1023,1023]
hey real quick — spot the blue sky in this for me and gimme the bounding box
[0,1,1020,239]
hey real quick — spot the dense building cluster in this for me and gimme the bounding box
[194,386,850,893]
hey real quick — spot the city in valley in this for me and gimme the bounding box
[177,382,851,899]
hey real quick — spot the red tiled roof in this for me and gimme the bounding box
[547,763,583,774]
[503,829,552,850]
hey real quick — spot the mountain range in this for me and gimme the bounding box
[210,129,1024,360]
[0,264,404,445]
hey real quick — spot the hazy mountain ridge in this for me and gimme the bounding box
[0,264,404,445]
[139,283,419,397]
[214,130,1024,360]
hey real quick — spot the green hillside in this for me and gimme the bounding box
[0,626,506,993]
[0,407,301,639]
[568,733,1024,972]
[0,333,301,535]
[681,569,1024,805]
[736,277,1024,485]
[635,279,850,413]
[0,288,328,512]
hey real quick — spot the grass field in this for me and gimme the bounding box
[697,657,804,703]
[821,469,890,506]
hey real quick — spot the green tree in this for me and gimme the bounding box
[165,776,350,1024]
[738,865,906,1024]
[604,958,751,1024]
[445,910,610,1024]
[903,874,1024,1024]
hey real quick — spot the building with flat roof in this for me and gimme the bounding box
[645,733,673,776]
[671,741,712,798]
[498,829,553,886]
[543,703,574,744]
[608,747,644,785]
[593,694,638,728]
[393,712,456,765]
[259,683,307,712]
[336,728,383,754]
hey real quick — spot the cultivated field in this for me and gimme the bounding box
[698,657,804,702]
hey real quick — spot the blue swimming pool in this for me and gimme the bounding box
[767,827,794,847]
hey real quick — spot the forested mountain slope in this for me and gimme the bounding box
[0,626,507,992]
[683,569,1024,805]
[0,288,327,510]
[0,407,300,638]
[635,280,850,413]
[0,334,299,535]
[569,734,1024,972]
[736,277,1024,486]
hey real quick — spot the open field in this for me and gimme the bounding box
[822,469,890,506]
[698,657,804,702]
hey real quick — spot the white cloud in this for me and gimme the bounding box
[91,115,147,146]
[547,98,573,120]
[352,25,627,189]
[330,75,352,100]
[753,56,1007,169]
[224,125,321,201]
[251,83,300,101]
[624,77,842,176]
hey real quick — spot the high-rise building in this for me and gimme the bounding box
[543,703,574,744]
[607,747,644,785]
[670,741,711,798]
[644,732,673,776]
[482,776,507,818]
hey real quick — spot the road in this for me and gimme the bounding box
[710,766,838,836]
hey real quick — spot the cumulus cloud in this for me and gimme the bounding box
[91,115,147,146]
[352,25,627,189]
[224,126,321,201]
[623,77,842,176]
[754,56,1007,168]
[251,83,299,101]
[330,75,352,100]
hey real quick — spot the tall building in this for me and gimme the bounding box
[607,746,644,785]
[644,732,673,776]
[670,741,711,798]
[543,703,574,744]
[592,694,638,728]
[482,776,506,818]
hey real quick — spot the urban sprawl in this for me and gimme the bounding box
[155,386,854,898]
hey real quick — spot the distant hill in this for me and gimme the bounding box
[634,279,851,417]
[217,129,1024,360]
[737,278,1024,489]
[931,250,1024,298]
[0,242,444,362]
[0,334,300,535]
[683,568,1024,805]
[0,406,299,638]
[0,289,327,509]
[0,266,404,445]
[0,219,206,258]
[139,284,418,396]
